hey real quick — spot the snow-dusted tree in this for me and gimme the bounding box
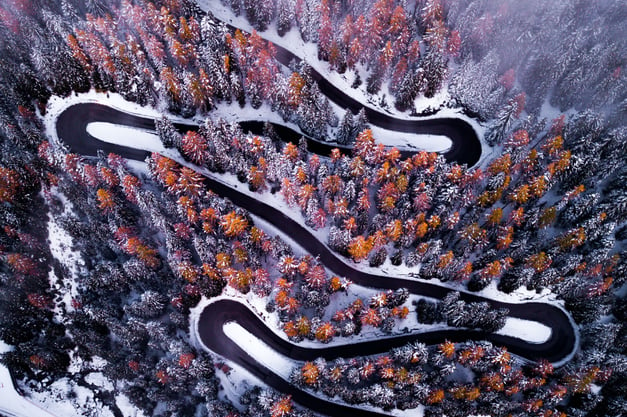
[336,109,354,145]
[124,291,167,319]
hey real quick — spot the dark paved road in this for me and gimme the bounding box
[208,13,483,166]
[272,46,482,166]
[57,103,467,164]
[200,299,563,417]
[56,102,576,417]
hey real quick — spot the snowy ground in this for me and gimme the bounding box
[87,122,169,154]
[0,187,138,417]
[0,341,60,417]
[496,317,551,343]
[0,341,142,417]
[47,188,84,324]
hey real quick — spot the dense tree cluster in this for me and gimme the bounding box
[290,337,619,417]
[415,292,507,333]
[0,0,624,416]
[224,0,459,110]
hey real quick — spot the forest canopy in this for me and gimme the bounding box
[0,0,625,416]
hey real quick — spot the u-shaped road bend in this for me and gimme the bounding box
[272,45,482,167]
[198,298,574,417]
[206,12,483,166]
[55,102,576,417]
[57,102,476,166]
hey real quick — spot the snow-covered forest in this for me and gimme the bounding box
[0,0,625,416]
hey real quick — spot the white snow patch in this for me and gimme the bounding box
[590,383,602,395]
[0,358,113,417]
[496,318,551,343]
[84,372,115,391]
[223,322,294,379]
[0,364,59,417]
[87,122,167,154]
[367,124,452,153]
[27,379,113,417]
[115,394,147,417]
[47,190,83,320]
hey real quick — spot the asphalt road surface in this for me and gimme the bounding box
[208,13,483,166]
[55,102,576,417]
[272,46,483,167]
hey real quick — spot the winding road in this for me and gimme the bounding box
[54,100,577,416]
[271,46,483,166]
[48,6,573,416]
[203,10,484,167]
[58,103,468,165]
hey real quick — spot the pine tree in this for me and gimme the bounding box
[181,130,207,164]
[96,188,116,213]
[276,0,295,36]
[336,109,354,145]
[354,108,369,137]
[348,235,373,262]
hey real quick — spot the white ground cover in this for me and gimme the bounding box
[0,338,142,417]
[497,317,551,343]
[87,122,169,154]
[47,188,83,323]
[223,322,294,379]
[0,342,59,417]
[0,187,127,417]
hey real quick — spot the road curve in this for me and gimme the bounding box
[57,102,464,164]
[200,298,564,417]
[272,46,482,166]
[202,12,483,166]
[55,102,576,417]
[57,102,397,161]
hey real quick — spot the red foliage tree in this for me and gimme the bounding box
[314,322,335,342]
[270,395,292,417]
[220,211,249,238]
[301,361,320,386]
[96,188,116,213]
[348,235,373,262]
[182,131,207,164]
